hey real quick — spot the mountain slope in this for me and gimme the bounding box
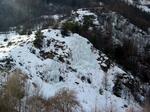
[0,28,143,112]
[0,6,148,112]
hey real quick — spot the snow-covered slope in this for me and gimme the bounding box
[0,29,142,112]
[124,0,150,12]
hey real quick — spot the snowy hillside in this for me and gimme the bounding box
[0,28,143,112]
[0,0,150,110]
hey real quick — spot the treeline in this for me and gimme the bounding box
[98,0,150,82]
[99,0,150,32]
[47,0,93,7]
[1,0,150,32]
[0,0,95,32]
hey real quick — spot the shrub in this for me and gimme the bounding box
[27,88,43,112]
[0,70,25,112]
[83,15,95,29]
[61,21,81,36]
[33,30,45,49]
[5,73,25,100]
[44,88,82,112]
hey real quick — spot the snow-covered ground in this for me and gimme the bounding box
[0,28,142,112]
